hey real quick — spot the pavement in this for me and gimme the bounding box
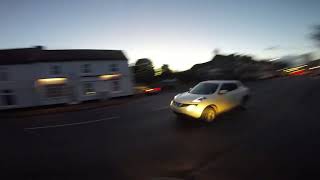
[2,76,320,180]
[0,95,142,118]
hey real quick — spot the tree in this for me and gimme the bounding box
[311,25,320,47]
[133,58,155,84]
[213,48,220,56]
[160,64,173,79]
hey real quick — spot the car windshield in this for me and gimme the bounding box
[190,83,219,95]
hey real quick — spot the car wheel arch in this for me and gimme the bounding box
[207,104,218,113]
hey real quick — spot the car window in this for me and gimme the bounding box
[190,83,219,95]
[220,83,238,92]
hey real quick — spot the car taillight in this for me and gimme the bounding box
[144,87,161,93]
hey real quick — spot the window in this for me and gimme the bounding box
[110,64,119,72]
[220,83,238,92]
[50,65,61,75]
[45,84,66,98]
[0,68,8,81]
[82,64,91,73]
[0,90,16,106]
[83,82,96,95]
[190,83,219,95]
[111,80,120,92]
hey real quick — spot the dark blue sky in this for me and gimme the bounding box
[1,0,319,70]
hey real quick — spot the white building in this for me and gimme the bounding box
[0,46,133,110]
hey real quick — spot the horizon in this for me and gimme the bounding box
[1,0,320,70]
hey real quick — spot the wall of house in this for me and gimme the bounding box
[0,59,133,110]
[0,64,36,109]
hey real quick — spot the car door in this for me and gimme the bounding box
[219,83,240,111]
[231,83,243,105]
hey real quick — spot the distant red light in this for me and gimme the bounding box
[290,69,305,76]
[144,87,161,93]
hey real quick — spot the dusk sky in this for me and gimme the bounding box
[1,0,320,70]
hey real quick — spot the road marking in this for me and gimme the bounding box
[152,106,169,112]
[24,116,119,130]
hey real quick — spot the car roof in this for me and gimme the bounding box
[200,80,241,84]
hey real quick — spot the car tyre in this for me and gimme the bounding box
[240,96,249,110]
[201,107,216,122]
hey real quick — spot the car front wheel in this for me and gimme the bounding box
[201,107,216,122]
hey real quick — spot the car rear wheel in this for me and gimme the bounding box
[240,96,249,110]
[201,107,216,122]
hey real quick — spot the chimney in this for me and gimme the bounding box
[33,45,44,50]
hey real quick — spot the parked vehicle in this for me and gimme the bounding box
[170,80,250,122]
[144,87,162,95]
[134,86,162,95]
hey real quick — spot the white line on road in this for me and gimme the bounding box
[152,106,169,112]
[24,116,120,130]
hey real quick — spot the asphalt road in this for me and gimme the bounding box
[2,77,320,180]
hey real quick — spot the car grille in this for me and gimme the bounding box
[173,101,190,107]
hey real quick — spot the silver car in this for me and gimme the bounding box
[170,80,250,122]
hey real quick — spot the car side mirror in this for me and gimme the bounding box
[189,88,192,92]
[219,90,228,94]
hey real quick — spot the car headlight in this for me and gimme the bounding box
[192,97,206,103]
[186,104,197,111]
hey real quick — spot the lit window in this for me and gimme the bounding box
[37,78,67,85]
[45,84,66,98]
[83,82,96,95]
[110,64,119,72]
[50,65,61,75]
[99,74,121,80]
[111,80,120,92]
[0,89,16,106]
[82,64,91,73]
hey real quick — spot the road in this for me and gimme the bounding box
[2,77,320,180]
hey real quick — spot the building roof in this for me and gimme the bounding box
[0,46,128,65]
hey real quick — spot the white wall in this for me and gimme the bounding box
[0,59,133,110]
